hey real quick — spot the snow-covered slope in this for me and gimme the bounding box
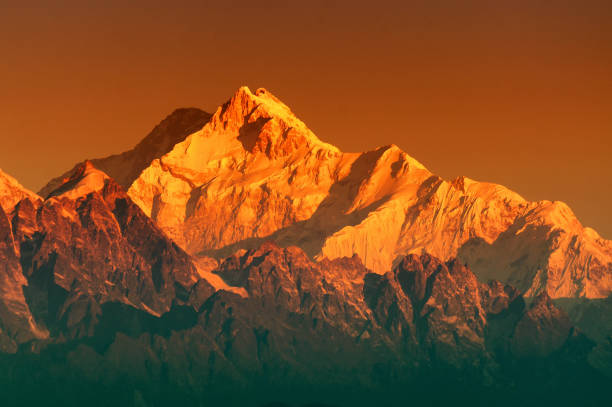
[123,86,612,298]
[45,161,109,200]
[0,169,41,212]
[39,108,211,198]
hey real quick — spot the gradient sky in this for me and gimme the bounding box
[1,0,611,238]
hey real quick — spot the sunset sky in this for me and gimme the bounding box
[1,0,611,237]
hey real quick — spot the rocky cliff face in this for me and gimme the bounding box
[1,163,214,344]
[1,238,603,406]
[0,201,47,353]
[115,86,612,298]
[198,244,581,370]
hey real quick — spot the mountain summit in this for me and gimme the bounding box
[42,86,612,298]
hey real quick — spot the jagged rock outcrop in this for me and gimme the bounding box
[510,292,573,357]
[0,201,47,352]
[366,253,522,367]
[0,171,47,352]
[3,164,215,341]
[211,246,583,370]
[215,242,370,336]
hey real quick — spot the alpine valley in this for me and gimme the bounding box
[1,87,611,406]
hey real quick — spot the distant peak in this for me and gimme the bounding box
[221,85,294,122]
[46,161,110,200]
[206,86,340,158]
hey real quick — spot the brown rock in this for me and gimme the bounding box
[511,291,573,357]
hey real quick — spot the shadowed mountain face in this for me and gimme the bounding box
[0,87,611,406]
[39,107,212,197]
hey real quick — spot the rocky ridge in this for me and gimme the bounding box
[0,164,216,349]
[1,238,603,406]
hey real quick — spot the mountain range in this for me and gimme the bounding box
[39,86,612,298]
[1,86,611,406]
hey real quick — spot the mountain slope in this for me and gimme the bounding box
[39,107,211,197]
[0,172,47,351]
[0,197,47,352]
[123,86,612,298]
[0,169,41,213]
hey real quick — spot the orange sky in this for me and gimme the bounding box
[1,0,611,238]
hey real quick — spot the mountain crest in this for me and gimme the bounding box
[0,169,41,213]
[45,160,109,200]
[207,86,339,158]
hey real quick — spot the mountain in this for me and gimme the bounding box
[0,163,217,347]
[105,86,612,299]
